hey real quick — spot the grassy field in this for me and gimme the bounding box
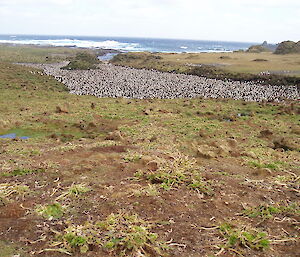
[161,52,300,75]
[0,45,95,63]
[111,52,300,86]
[0,46,299,256]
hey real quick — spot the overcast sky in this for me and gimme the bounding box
[0,0,299,43]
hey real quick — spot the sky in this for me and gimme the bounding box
[0,0,299,43]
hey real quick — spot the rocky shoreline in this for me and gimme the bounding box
[20,62,299,102]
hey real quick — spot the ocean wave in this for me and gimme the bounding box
[0,38,141,51]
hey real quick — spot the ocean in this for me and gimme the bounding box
[0,34,255,53]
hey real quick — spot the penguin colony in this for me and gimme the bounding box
[22,62,299,102]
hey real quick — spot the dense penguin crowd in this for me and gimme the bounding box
[22,62,299,102]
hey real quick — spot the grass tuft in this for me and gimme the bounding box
[52,212,168,256]
[135,151,212,194]
[37,202,64,220]
[219,223,270,250]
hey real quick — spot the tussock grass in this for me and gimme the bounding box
[135,151,212,194]
[50,212,168,256]
[218,223,270,251]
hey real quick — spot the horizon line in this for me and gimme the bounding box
[0,33,263,44]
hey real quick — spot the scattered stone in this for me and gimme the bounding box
[56,105,69,114]
[229,150,241,157]
[0,120,8,130]
[141,156,154,165]
[105,131,123,141]
[273,137,298,151]
[150,135,158,142]
[259,129,273,138]
[227,138,238,148]
[87,122,97,129]
[146,161,159,171]
[241,151,257,159]
[198,130,208,138]
[253,168,272,177]
[291,126,300,135]
[143,109,151,115]
[197,145,216,159]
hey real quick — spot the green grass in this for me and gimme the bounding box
[37,202,64,220]
[56,184,91,200]
[219,223,270,250]
[1,168,45,177]
[0,45,94,63]
[62,52,100,70]
[0,44,299,257]
[0,241,26,257]
[243,204,300,219]
[52,212,168,255]
[111,52,300,85]
[135,151,212,194]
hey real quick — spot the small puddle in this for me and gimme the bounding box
[0,133,29,140]
[98,53,119,62]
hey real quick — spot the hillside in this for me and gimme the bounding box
[0,46,299,257]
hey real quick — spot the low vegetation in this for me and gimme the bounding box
[62,52,100,70]
[49,213,167,256]
[111,52,300,86]
[218,223,270,251]
[0,45,299,256]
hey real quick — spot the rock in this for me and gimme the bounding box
[146,161,159,171]
[241,151,257,159]
[105,131,123,141]
[197,145,216,159]
[141,156,153,165]
[87,122,97,129]
[259,129,273,138]
[56,105,69,114]
[291,126,300,135]
[274,40,300,54]
[0,120,8,130]
[216,144,230,156]
[198,129,208,139]
[273,137,298,151]
[229,150,241,157]
[253,168,272,177]
[143,109,151,115]
[227,138,238,148]
[150,135,158,142]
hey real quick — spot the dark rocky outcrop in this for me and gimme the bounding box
[274,41,300,54]
[247,41,277,53]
